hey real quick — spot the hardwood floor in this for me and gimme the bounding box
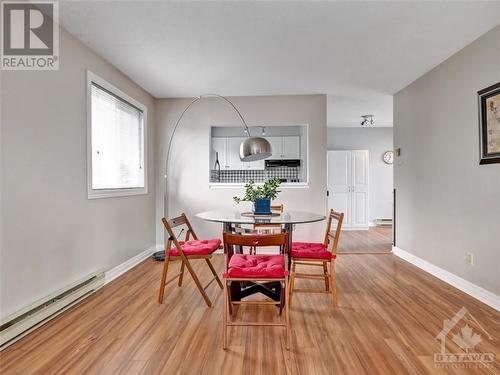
[338,226,393,253]
[1,251,498,374]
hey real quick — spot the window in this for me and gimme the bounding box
[87,71,147,198]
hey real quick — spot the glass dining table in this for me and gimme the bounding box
[196,209,325,302]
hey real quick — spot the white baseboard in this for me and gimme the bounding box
[341,227,369,231]
[104,245,160,284]
[392,246,500,311]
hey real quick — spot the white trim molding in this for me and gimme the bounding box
[393,246,500,311]
[104,245,160,284]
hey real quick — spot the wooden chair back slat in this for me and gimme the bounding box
[223,232,289,252]
[271,204,284,212]
[166,214,188,228]
[323,209,344,255]
[254,204,284,230]
[161,213,199,256]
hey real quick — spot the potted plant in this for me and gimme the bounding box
[233,178,281,214]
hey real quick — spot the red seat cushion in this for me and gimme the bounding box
[225,254,286,278]
[169,239,221,256]
[291,242,335,260]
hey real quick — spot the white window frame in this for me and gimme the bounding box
[86,70,148,199]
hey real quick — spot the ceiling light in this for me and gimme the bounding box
[361,115,374,126]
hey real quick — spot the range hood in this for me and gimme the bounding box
[265,159,301,168]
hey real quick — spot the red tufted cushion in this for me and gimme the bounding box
[291,242,335,260]
[224,254,286,278]
[169,239,221,256]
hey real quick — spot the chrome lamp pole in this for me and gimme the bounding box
[153,94,272,261]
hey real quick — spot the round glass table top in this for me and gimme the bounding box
[196,210,325,225]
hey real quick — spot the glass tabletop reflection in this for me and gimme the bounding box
[196,210,325,225]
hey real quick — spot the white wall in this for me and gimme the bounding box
[394,25,500,295]
[0,27,157,319]
[155,95,327,244]
[327,127,394,222]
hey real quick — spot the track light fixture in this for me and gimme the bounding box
[244,126,266,136]
[361,115,374,126]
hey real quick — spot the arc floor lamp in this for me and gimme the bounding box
[153,94,272,261]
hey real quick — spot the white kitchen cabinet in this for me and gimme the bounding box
[266,136,300,159]
[266,137,283,159]
[282,136,300,159]
[327,150,369,228]
[211,137,265,170]
[211,137,227,169]
[227,137,245,170]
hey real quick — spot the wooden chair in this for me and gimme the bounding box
[158,213,223,307]
[222,232,290,350]
[249,204,284,254]
[289,209,344,307]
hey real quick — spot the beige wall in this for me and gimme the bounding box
[0,27,156,318]
[394,26,500,294]
[155,95,327,244]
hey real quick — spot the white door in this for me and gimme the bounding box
[327,150,369,228]
[212,137,227,169]
[266,137,282,159]
[282,136,300,159]
[327,151,352,228]
[227,137,245,170]
[351,150,369,228]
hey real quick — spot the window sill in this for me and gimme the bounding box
[88,188,148,199]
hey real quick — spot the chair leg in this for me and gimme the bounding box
[285,277,290,350]
[323,262,330,292]
[223,279,228,350]
[205,258,223,289]
[289,261,296,306]
[178,260,185,287]
[182,256,212,307]
[279,283,285,316]
[227,281,233,316]
[158,256,170,304]
[330,260,338,307]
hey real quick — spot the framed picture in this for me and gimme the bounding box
[478,82,500,164]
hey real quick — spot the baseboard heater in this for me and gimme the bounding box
[374,218,393,226]
[0,271,104,350]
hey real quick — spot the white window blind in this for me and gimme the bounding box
[90,82,145,190]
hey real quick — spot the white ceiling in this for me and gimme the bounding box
[58,1,499,127]
[327,94,393,127]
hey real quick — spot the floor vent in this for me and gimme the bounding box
[0,272,104,350]
[374,218,393,226]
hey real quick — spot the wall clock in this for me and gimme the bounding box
[383,151,394,164]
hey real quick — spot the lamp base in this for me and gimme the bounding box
[152,250,165,261]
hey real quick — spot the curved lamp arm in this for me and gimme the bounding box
[163,94,252,224]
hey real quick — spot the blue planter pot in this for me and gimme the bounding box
[254,198,271,214]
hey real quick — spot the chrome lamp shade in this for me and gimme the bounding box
[239,137,272,161]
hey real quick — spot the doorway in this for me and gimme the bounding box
[327,147,393,254]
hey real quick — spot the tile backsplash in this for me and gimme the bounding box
[211,167,301,183]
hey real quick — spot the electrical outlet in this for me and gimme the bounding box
[466,253,474,265]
